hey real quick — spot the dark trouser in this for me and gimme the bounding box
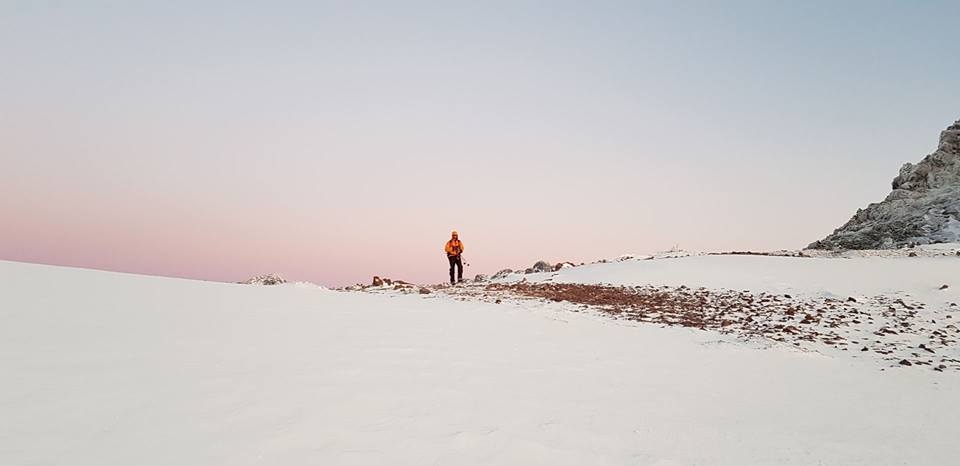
[448,255,463,284]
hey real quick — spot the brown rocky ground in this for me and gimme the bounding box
[387,281,959,372]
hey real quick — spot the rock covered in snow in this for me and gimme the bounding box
[810,119,960,250]
[552,262,576,271]
[530,260,552,273]
[473,274,489,282]
[491,269,514,280]
[240,274,287,285]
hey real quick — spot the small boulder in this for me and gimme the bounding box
[940,284,950,290]
[531,260,552,273]
[473,274,489,282]
[372,276,384,287]
[552,261,576,271]
[418,287,431,295]
[492,269,514,280]
[899,359,913,366]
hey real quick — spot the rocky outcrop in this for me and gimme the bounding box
[240,274,287,285]
[529,261,553,273]
[809,119,960,249]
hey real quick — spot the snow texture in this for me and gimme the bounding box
[2,259,959,465]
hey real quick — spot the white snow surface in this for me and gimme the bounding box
[2,259,960,465]
[500,252,960,303]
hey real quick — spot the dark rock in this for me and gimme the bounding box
[552,261,576,271]
[418,287,431,294]
[940,284,950,290]
[847,297,857,302]
[372,276,384,286]
[899,359,913,366]
[531,260,553,273]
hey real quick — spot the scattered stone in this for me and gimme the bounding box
[847,297,857,303]
[908,251,918,257]
[940,284,950,290]
[418,287,431,295]
[900,359,913,366]
[861,346,869,352]
[372,276,384,287]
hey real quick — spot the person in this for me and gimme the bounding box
[444,230,464,284]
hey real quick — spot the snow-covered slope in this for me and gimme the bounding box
[474,251,960,371]
[499,251,960,301]
[2,260,959,465]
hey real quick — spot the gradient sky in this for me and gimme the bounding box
[2,1,959,286]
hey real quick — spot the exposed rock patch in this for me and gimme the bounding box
[240,274,287,285]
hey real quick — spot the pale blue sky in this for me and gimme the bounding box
[2,1,958,285]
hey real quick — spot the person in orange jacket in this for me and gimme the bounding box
[444,231,464,284]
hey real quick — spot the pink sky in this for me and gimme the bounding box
[3,2,957,286]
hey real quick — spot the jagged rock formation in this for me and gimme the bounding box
[809,119,960,249]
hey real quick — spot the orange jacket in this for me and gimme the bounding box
[445,239,464,256]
